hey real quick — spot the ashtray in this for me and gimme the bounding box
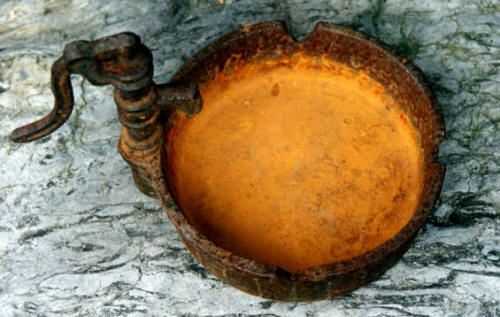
[11,21,445,301]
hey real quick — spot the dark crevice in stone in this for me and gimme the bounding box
[370,280,454,292]
[186,262,209,279]
[74,262,129,275]
[259,301,273,309]
[405,243,482,266]
[393,27,423,60]
[448,209,498,227]
[365,305,431,317]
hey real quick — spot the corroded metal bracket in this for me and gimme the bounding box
[10,32,202,198]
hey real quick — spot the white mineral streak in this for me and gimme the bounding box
[0,1,499,316]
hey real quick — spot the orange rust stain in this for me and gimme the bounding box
[168,53,424,273]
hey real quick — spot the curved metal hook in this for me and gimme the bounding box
[10,57,73,143]
[9,32,153,143]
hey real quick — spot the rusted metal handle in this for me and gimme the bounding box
[10,32,153,142]
[10,32,202,198]
[10,57,73,143]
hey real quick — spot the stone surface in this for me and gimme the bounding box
[0,0,499,316]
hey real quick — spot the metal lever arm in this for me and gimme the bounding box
[10,32,202,198]
[10,32,153,143]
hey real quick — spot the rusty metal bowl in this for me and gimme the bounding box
[11,21,445,301]
[154,21,445,300]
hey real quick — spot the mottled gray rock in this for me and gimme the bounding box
[0,0,499,316]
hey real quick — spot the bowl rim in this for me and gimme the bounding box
[152,20,446,283]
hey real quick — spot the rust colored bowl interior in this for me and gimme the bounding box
[155,21,445,300]
[170,54,423,274]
